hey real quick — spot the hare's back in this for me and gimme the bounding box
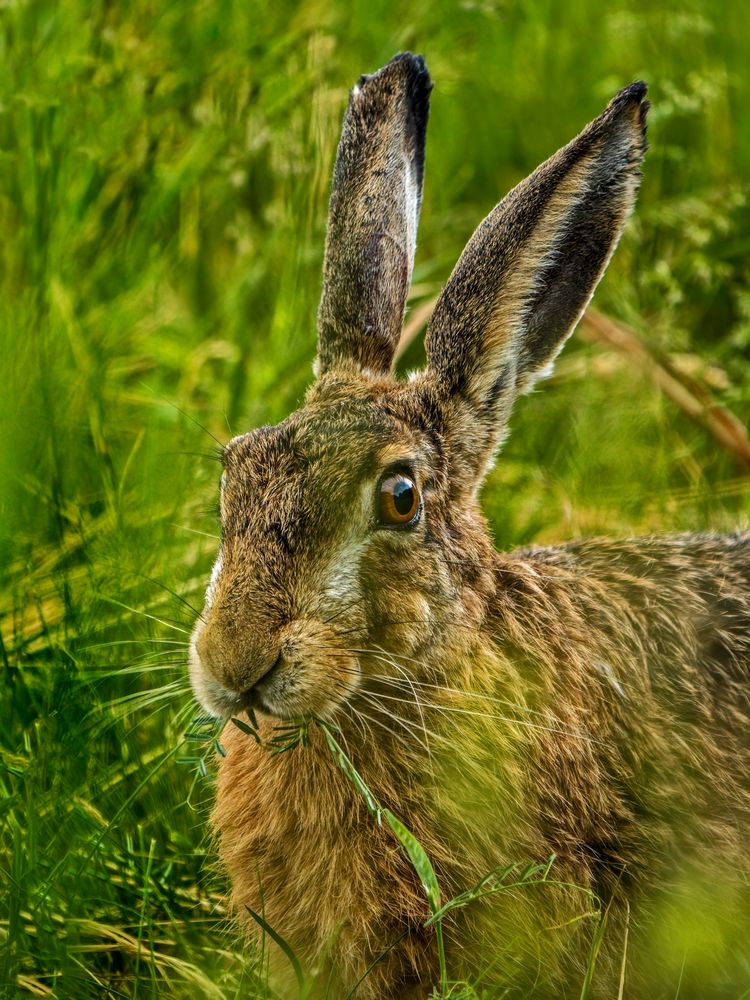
[494,532,750,892]
[508,530,750,694]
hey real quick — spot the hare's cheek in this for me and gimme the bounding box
[358,541,434,651]
[318,538,366,609]
[368,589,433,655]
[256,631,360,721]
[290,652,360,719]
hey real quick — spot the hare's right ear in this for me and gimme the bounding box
[315,53,431,378]
[425,84,648,483]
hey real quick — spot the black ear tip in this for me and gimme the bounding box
[394,52,433,129]
[387,51,430,78]
[359,51,433,98]
[623,80,648,103]
[605,81,649,139]
[609,80,648,116]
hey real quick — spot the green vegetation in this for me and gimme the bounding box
[1,0,749,996]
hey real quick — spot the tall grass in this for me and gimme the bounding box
[1,0,749,996]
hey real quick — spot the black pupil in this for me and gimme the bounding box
[393,479,415,516]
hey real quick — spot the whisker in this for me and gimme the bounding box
[341,701,375,745]
[105,681,189,709]
[82,638,191,651]
[121,696,196,742]
[367,656,540,716]
[350,700,424,752]
[334,646,559,722]
[361,687,602,745]
[324,654,604,746]
[353,647,437,766]
[335,618,481,638]
[320,597,367,627]
[305,639,607,747]
[136,573,205,621]
[152,393,226,451]
[358,691,450,752]
[96,597,192,635]
[122,648,191,662]
[169,523,221,541]
[90,661,187,678]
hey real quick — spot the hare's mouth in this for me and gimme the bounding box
[250,654,293,716]
[249,647,361,722]
[189,653,288,721]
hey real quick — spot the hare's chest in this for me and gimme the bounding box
[212,727,425,959]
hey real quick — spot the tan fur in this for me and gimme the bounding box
[190,55,750,997]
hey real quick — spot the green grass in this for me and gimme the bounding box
[1,0,749,996]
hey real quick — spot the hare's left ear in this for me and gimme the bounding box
[315,53,432,377]
[425,84,648,480]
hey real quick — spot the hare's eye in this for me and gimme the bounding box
[377,474,420,528]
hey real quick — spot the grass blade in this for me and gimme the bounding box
[246,906,305,995]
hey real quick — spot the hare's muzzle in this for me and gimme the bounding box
[189,621,282,715]
[189,617,362,721]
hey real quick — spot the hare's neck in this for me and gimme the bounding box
[215,716,447,981]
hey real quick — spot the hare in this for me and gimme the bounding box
[189,54,750,998]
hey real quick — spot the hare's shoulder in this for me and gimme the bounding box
[500,530,750,686]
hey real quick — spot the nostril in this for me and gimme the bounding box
[244,650,283,698]
[255,651,283,687]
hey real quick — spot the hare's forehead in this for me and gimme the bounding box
[222,403,423,492]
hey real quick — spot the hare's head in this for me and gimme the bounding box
[189,54,648,721]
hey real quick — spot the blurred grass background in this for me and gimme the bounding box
[1,0,749,996]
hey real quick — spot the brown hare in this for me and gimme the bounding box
[189,53,750,998]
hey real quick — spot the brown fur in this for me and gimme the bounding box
[316,53,431,378]
[190,54,750,997]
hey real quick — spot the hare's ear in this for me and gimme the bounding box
[426,83,648,479]
[315,53,432,377]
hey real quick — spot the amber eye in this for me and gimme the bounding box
[377,473,420,527]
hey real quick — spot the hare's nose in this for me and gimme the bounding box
[194,626,281,695]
